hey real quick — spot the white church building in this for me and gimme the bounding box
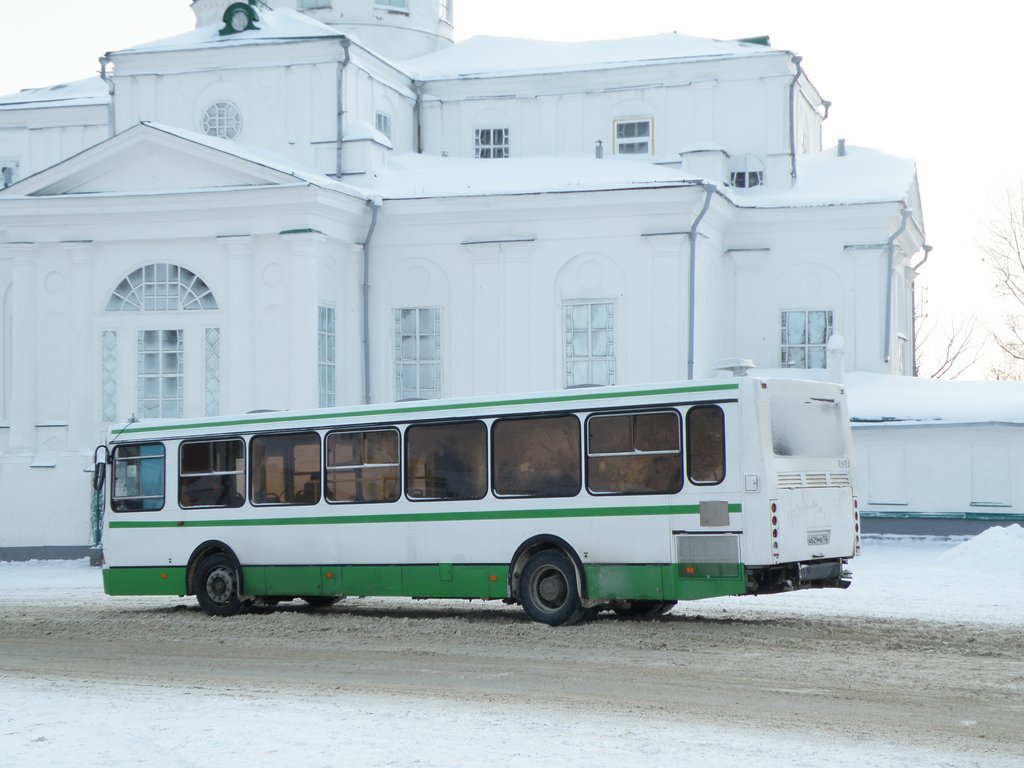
[0,1,929,557]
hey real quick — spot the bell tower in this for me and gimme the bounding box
[191,1,455,59]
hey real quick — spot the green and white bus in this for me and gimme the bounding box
[96,376,860,625]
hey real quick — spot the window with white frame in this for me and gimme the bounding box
[101,330,118,422]
[781,310,833,369]
[1,159,19,188]
[201,101,243,140]
[319,306,336,408]
[729,154,764,189]
[138,330,184,419]
[440,0,453,23]
[395,307,441,400]
[107,264,218,312]
[564,301,615,387]
[300,0,332,8]
[376,0,409,10]
[104,263,219,422]
[474,128,509,159]
[375,111,392,141]
[614,118,652,155]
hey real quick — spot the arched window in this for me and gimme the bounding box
[729,154,765,189]
[106,264,218,312]
[102,264,220,421]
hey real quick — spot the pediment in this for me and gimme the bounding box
[7,123,312,197]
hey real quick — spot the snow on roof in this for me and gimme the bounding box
[135,122,366,198]
[0,77,108,111]
[367,153,701,199]
[112,8,340,56]
[403,33,781,80]
[729,145,918,208]
[844,372,1024,426]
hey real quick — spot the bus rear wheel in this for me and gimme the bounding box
[520,550,586,626]
[195,553,243,617]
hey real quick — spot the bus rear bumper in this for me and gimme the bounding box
[746,558,852,594]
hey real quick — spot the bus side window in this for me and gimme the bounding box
[492,414,581,498]
[326,428,401,504]
[686,405,726,484]
[179,438,245,509]
[250,432,321,505]
[586,411,682,495]
[405,421,487,501]
[111,443,166,512]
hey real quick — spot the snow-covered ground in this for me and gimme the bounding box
[1,528,1022,767]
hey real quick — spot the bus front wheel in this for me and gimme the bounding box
[195,553,243,616]
[520,550,586,626]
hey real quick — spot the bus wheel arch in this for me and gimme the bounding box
[510,536,588,626]
[187,542,245,617]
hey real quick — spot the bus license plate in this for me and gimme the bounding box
[807,531,831,546]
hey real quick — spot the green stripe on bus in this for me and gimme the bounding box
[102,562,747,602]
[108,503,742,529]
[116,382,740,435]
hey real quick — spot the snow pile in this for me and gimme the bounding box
[938,524,1024,573]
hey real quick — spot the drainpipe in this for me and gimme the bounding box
[336,38,352,178]
[687,182,717,380]
[883,206,913,365]
[362,197,382,404]
[788,55,803,182]
[909,245,932,377]
[99,56,115,138]
[413,81,424,154]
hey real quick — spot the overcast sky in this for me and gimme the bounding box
[2,0,1022,377]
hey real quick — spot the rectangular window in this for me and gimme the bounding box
[101,330,118,423]
[326,428,401,503]
[614,119,652,155]
[439,0,453,23]
[587,411,682,495]
[686,405,725,485]
[395,307,441,400]
[474,128,509,159]
[138,329,183,419]
[318,306,336,408]
[375,111,392,141]
[300,0,332,8]
[406,421,487,500]
[179,438,245,508]
[492,415,581,498]
[564,301,614,387]
[205,327,220,417]
[781,310,833,369]
[376,0,408,10]
[111,443,165,512]
[250,432,321,505]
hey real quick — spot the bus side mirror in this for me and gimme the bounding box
[92,462,106,491]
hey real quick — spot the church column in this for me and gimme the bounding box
[63,241,95,447]
[283,230,326,410]
[221,236,254,414]
[7,243,37,449]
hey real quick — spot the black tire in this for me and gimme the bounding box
[613,600,677,619]
[519,550,586,626]
[300,596,340,608]
[194,553,243,616]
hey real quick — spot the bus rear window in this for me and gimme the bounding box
[586,411,682,495]
[406,421,487,501]
[111,443,165,512]
[492,414,581,497]
[179,438,245,508]
[326,429,401,504]
[770,393,849,458]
